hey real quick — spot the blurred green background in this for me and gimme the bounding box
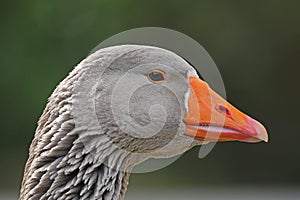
[0,0,299,194]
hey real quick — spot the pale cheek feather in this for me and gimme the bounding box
[184,87,190,114]
[184,70,199,113]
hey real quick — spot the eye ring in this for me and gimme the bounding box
[147,69,166,83]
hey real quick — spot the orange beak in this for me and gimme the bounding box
[184,77,268,143]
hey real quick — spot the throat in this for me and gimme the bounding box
[73,161,131,200]
[21,125,133,200]
[22,145,132,200]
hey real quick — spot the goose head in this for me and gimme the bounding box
[20,45,268,200]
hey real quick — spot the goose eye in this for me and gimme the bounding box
[147,70,166,83]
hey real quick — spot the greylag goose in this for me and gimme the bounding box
[20,45,268,200]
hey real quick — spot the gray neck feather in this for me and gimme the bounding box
[20,54,133,200]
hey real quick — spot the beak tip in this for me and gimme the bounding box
[256,123,269,143]
[247,116,269,143]
[261,134,269,143]
[260,130,269,143]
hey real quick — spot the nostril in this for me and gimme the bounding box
[217,105,230,115]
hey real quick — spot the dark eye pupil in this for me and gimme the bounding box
[149,71,164,81]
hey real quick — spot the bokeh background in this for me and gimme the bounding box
[1,0,299,198]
